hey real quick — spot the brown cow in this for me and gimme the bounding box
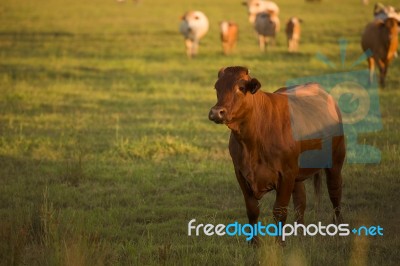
[220,21,238,55]
[361,17,399,87]
[209,66,345,245]
[285,17,302,52]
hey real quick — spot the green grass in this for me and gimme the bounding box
[1,0,400,265]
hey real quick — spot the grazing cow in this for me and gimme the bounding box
[179,11,209,58]
[254,12,278,52]
[361,17,399,88]
[285,17,302,52]
[243,0,280,50]
[209,66,345,245]
[220,21,238,55]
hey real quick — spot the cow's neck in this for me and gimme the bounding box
[229,92,272,153]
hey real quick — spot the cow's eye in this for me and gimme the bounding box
[238,86,246,93]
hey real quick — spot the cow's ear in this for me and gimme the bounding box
[242,1,247,6]
[218,67,225,78]
[246,78,261,94]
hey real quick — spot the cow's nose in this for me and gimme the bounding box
[209,107,227,123]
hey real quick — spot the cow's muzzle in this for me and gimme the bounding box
[209,106,227,124]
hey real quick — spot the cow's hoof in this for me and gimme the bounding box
[333,213,343,224]
[275,237,286,247]
[250,236,261,247]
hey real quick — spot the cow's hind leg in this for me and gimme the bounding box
[258,35,266,52]
[374,57,387,88]
[378,59,388,88]
[292,181,306,224]
[367,57,375,86]
[324,168,343,224]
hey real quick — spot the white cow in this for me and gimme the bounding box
[243,0,280,51]
[179,11,209,58]
[254,12,278,52]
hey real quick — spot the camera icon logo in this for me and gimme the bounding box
[286,39,382,166]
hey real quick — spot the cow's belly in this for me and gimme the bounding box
[297,168,321,181]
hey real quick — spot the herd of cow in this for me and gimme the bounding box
[179,0,300,56]
[204,1,399,246]
[180,1,399,87]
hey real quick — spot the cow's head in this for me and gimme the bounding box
[209,66,261,124]
[179,11,209,40]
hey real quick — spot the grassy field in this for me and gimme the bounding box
[1,0,400,265]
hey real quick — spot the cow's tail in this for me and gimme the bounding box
[313,172,322,213]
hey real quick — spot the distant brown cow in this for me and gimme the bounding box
[285,17,302,52]
[361,17,399,87]
[209,66,345,245]
[220,21,238,55]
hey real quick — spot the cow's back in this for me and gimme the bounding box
[274,83,343,143]
[254,13,276,36]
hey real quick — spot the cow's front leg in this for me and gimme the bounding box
[273,174,295,246]
[185,39,193,58]
[192,40,199,57]
[367,57,375,86]
[245,191,260,246]
[258,35,266,52]
[234,169,260,246]
[292,181,306,224]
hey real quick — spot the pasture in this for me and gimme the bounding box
[0,0,399,265]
